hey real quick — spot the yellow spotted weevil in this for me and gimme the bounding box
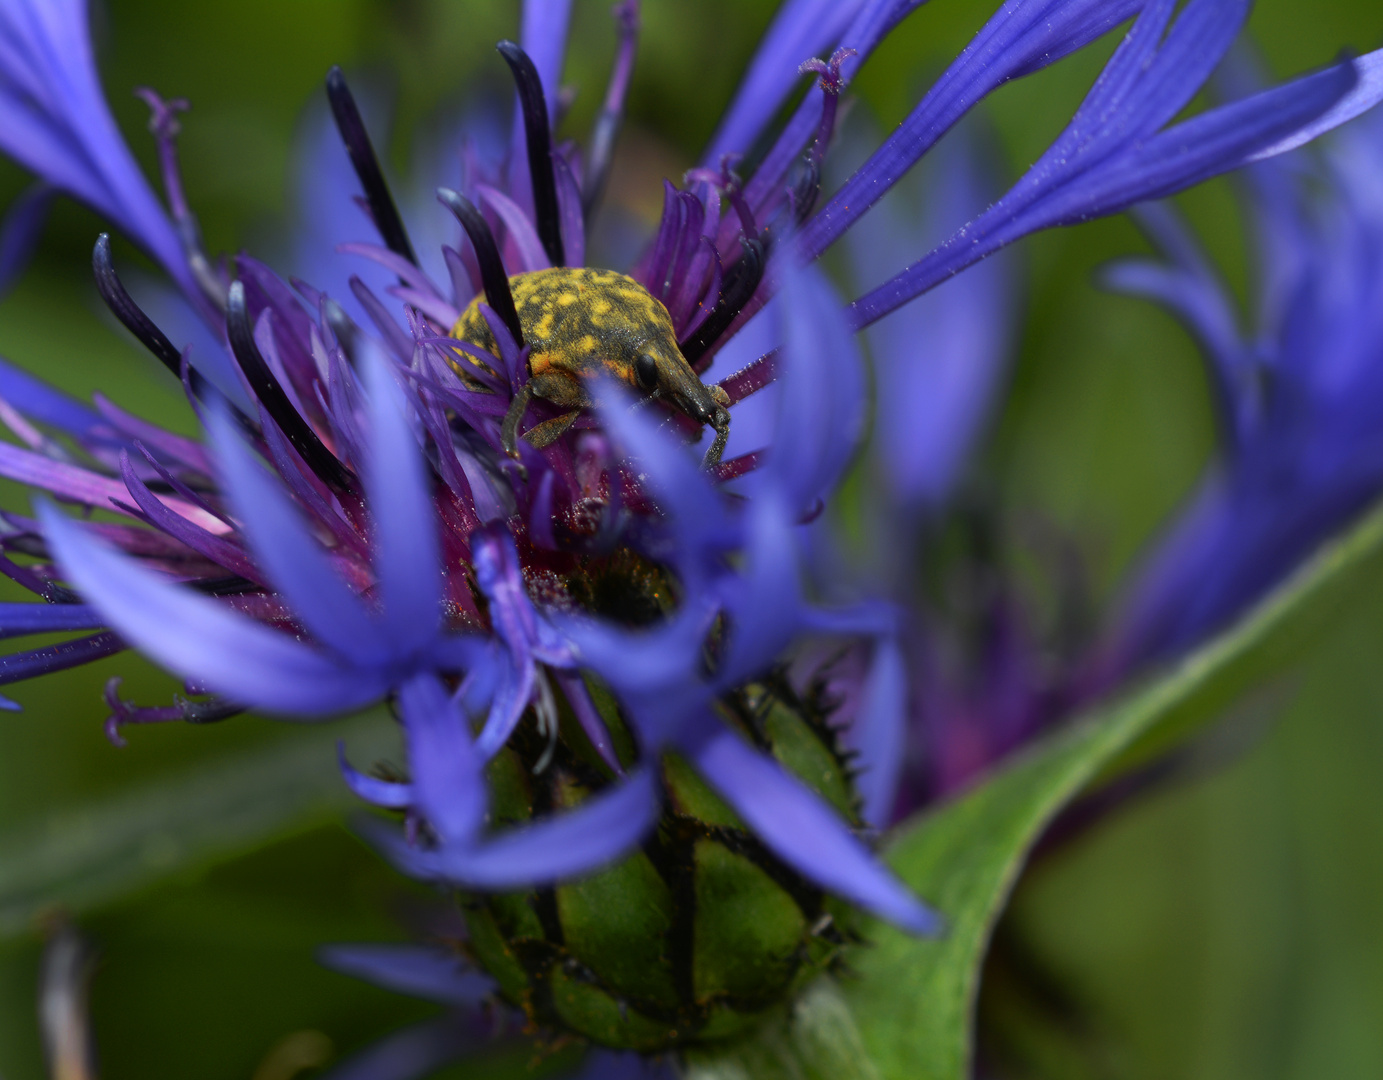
[451,266,732,468]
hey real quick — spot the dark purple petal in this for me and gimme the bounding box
[686,725,941,934]
[38,501,387,715]
[319,944,493,1005]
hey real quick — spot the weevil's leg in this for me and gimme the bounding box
[702,406,730,469]
[502,383,535,460]
[524,410,581,449]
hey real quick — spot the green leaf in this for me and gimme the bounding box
[0,709,398,939]
[689,496,1383,1080]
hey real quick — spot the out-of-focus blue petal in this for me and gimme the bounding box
[715,495,801,687]
[315,1015,479,1080]
[369,766,659,889]
[521,0,573,122]
[764,260,864,512]
[363,351,442,652]
[337,742,414,809]
[686,725,941,934]
[37,500,387,715]
[209,406,387,664]
[399,672,487,846]
[0,182,53,298]
[847,638,907,828]
[847,121,1015,510]
[0,0,193,296]
[1102,203,1254,444]
[319,944,493,1005]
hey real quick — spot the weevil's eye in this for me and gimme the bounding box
[634,352,659,391]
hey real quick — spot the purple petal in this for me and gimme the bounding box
[0,631,124,687]
[319,944,492,1005]
[0,357,107,440]
[209,406,387,663]
[38,500,387,715]
[363,350,442,652]
[686,725,941,934]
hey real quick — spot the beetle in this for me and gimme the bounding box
[451,266,731,466]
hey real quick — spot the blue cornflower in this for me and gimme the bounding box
[1104,83,1383,670]
[0,0,1381,1066]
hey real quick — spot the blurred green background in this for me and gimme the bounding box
[2,0,1383,1077]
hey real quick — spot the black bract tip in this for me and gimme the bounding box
[679,236,766,366]
[325,65,418,267]
[437,188,524,347]
[92,233,185,380]
[497,41,566,268]
[225,281,355,490]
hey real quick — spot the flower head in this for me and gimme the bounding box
[0,0,1381,1066]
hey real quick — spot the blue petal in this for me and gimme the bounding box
[798,0,1143,262]
[0,602,104,640]
[37,501,386,715]
[1248,49,1383,164]
[765,261,864,512]
[520,0,574,122]
[846,120,1015,510]
[368,766,660,890]
[846,638,907,829]
[337,742,413,809]
[0,182,53,298]
[702,0,867,163]
[687,725,942,934]
[318,944,492,1005]
[209,405,387,664]
[363,350,442,652]
[844,5,1378,332]
[398,672,487,846]
[0,0,193,294]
